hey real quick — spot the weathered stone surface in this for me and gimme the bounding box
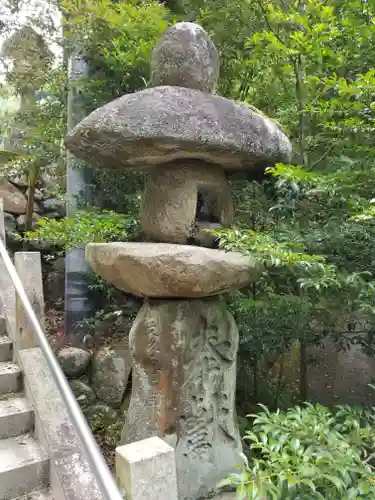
[121,298,243,500]
[116,437,178,500]
[140,161,233,244]
[51,256,65,272]
[91,338,132,409]
[65,86,292,173]
[44,271,65,307]
[16,212,41,231]
[69,379,96,407]
[40,168,58,194]
[18,348,104,500]
[57,347,91,378]
[85,242,262,298]
[0,179,27,214]
[83,403,118,431]
[4,212,17,234]
[6,173,28,189]
[15,251,45,350]
[151,22,219,93]
[27,239,54,252]
[44,257,65,307]
[26,187,43,202]
[42,197,65,217]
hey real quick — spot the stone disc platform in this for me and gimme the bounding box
[85,242,262,298]
[65,86,292,173]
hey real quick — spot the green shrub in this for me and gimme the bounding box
[25,207,138,250]
[221,404,375,499]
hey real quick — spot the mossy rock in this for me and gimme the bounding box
[69,379,96,408]
[83,403,119,432]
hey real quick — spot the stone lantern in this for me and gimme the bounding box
[65,22,291,500]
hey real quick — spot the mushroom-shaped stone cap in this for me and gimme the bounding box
[151,22,219,93]
[65,86,292,173]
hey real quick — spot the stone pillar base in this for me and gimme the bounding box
[121,297,243,500]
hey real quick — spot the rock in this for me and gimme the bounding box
[44,258,65,307]
[91,338,131,409]
[140,161,233,244]
[44,270,65,307]
[65,86,292,174]
[7,173,28,189]
[28,239,55,252]
[85,242,263,298]
[193,221,223,248]
[120,391,131,415]
[112,313,134,338]
[4,212,17,234]
[121,297,243,500]
[70,379,96,407]
[16,212,41,231]
[42,197,65,217]
[83,403,118,432]
[43,210,64,219]
[40,168,59,195]
[51,256,65,272]
[151,22,219,93]
[57,347,91,378]
[0,179,27,214]
[26,187,44,202]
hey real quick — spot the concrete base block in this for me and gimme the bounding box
[116,436,178,500]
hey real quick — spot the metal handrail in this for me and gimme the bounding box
[0,238,123,500]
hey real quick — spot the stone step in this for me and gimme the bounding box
[0,364,22,395]
[0,434,50,500]
[0,393,34,439]
[10,488,54,500]
[0,337,13,363]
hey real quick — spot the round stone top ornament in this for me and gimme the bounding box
[150,22,219,93]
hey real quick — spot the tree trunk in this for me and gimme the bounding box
[299,339,308,402]
[274,352,285,409]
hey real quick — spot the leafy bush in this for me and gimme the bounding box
[222,404,375,499]
[62,0,169,109]
[26,207,138,250]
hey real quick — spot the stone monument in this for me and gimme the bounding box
[65,22,291,500]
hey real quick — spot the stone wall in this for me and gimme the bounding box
[0,174,65,246]
[1,173,66,308]
[56,341,132,465]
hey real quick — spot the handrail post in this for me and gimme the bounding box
[15,252,44,350]
[0,197,16,337]
[0,198,5,244]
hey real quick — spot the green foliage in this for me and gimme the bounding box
[59,0,169,214]
[1,25,53,95]
[62,0,169,109]
[221,404,375,499]
[5,0,375,413]
[216,0,375,406]
[352,202,375,224]
[216,228,324,268]
[26,207,137,250]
